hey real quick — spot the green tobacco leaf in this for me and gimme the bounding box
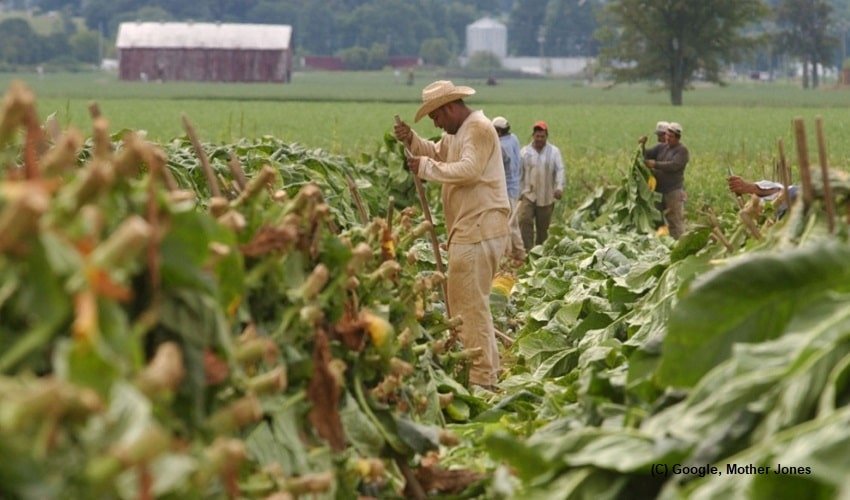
[669,226,711,262]
[395,417,440,454]
[484,431,551,482]
[246,398,312,474]
[340,393,386,456]
[516,330,570,367]
[658,242,850,388]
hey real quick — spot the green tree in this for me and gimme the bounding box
[367,42,389,69]
[776,0,839,89]
[508,0,548,56]
[0,18,42,65]
[338,46,370,69]
[543,0,599,56]
[597,0,768,105]
[70,30,102,64]
[420,37,452,66]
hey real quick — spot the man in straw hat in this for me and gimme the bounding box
[645,122,689,239]
[394,80,510,391]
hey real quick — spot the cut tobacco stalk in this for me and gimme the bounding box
[40,129,83,176]
[111,424,171,467]
[90,117,113,160]
[62,160,115,212]
[136,341,186,397]
[0,81,36,146]
[234,336,278,366]
[90,215,153,268]
[227,153,248,191]
[0,184,49,252]
[207,395,263,433]
[297,264,330,300]
[247,366,288,395]
[182,114,221,197]
[232,165,276,207]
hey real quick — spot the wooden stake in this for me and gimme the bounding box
[494,328,514,346]
[395,115,450,317]
[777,139,792,218]
[815,117,835,233]
[792,118,813,210]
[386,196,395,235]
[181,114,221,197]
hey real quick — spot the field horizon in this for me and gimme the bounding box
[2,69,848,214]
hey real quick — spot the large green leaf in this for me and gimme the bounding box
[658,242,850,388]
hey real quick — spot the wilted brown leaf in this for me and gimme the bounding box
[307,329,345,451]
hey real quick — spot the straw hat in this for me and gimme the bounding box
[414,80,476,122]
[655,121,669,134]
[667,122,683,136]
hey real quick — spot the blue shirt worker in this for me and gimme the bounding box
[492,116,525,261]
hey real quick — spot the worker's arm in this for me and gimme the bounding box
[417,121,493,185]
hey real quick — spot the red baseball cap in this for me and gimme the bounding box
[533,120,548,131]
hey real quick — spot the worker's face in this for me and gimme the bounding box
[656,132,667,143]
[532,129,548,149]
[429,103,459,134]
[666,131,680,145]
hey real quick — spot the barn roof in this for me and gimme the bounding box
[116,22,292,50]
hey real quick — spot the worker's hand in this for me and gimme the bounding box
[727,175,754,195]
[645,159,656,169]
[407,156,421,176]
[638,135,648,145]
[554,189,563,200]
[394,119,413,146]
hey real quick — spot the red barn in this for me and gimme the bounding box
[116,22,293,83]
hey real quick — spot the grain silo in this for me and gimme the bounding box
[465,18,507,60]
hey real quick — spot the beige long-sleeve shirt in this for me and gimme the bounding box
[519,142,565,206]
[409,110,510,245]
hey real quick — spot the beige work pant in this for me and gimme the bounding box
[448,235,508,386]
[662,189,686,239]
[506,198,525,259]
[517,200,555,251]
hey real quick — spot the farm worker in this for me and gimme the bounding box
[645,122,689,239]
[492,116,525,262]
[393,80,510,390]
[517,120,565,251]
[638,120,669,159]
[727,175,799,218]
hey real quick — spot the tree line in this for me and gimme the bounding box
[1,0,848,104]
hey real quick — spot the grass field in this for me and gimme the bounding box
[2,69,849,214]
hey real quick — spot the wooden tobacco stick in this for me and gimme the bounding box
[792,118,813,210]
[181,114,221,198]
[394,115,450,317]
[386,196,395,234]
[815,117,835,233]
[494,328,514,346]
[777,139,792,218]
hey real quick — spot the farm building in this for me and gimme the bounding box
[116,22,293,83]
[466,18,507,60]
